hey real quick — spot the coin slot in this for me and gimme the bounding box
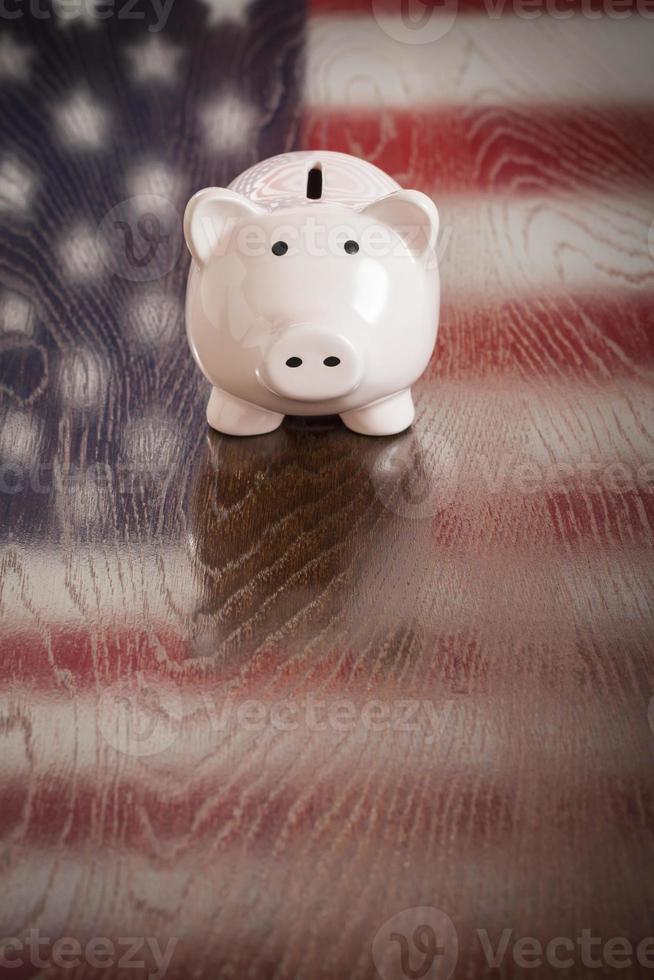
[306,165,323,200]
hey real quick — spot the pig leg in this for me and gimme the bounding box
[340,388,415,436]
[206,387,284,436]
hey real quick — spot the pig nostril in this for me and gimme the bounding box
[286,356,302,368]
[323,356,341,367]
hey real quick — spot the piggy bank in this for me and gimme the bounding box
[183,150,440,436]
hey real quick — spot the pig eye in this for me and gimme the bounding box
[272,241,288,256]
[344,240,359,254]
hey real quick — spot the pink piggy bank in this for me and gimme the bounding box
[183,150,440,436]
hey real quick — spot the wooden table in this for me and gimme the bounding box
[1,1,653,978]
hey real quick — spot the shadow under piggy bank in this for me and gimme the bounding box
[184,419,443,665]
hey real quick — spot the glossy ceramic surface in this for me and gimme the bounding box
[184,151,440,435]
[2,3,654,978]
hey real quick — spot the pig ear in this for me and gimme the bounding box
[360,189,439,261]
[184,187,263,266]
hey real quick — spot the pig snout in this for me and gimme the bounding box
[259,326,363,402]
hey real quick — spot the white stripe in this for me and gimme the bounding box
[2,371,652,624]
[436,192,654,296]
[0,682,647,785]
[306,15,654,108]
[2,512,652,638]
[1,546,196,623]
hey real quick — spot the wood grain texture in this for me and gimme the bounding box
[1,2,654,979]
[304,15,654,107]
[303,107,654,196]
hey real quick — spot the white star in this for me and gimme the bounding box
[125,288,181,349]
[58,223,107,281]
[125,35,184,84]
[126,160,184,205]
[199,91,259,153]
[56,477,114,534]
[0,408,42,468]
[58,348,106,408]
[0,290,34,336]
[0,157,36,213]
[52,0,103,29]
[199,0,252,26]
[122,414,181,474]
[0,35,34,82]
[54,88,109,150]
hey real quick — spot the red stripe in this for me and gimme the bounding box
[0,630,430,689]
[434,292,654,380]
[0,627,189,688]
[302,107,654,196]
[0,774,439,846]
[308,0,650,14]
[2,765,650,847]
[544,487,654,545]
[309,0,462,11]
